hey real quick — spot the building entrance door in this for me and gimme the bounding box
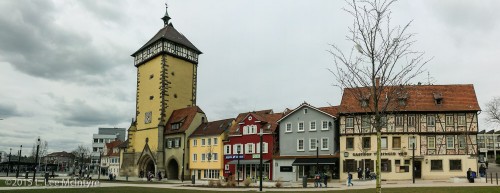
[414,161,421,179]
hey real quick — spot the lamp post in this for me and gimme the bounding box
[412,137,415,184]
[7,148,12,177]
[16,145,22,178]
[316,139,319,175]
[80,153,84,178]
[259,129,263,192]
[237,149,241,186]
[98,150,103,180]
[33,137,40,183]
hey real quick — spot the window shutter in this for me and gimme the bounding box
[256,143,261,153]
[388,160,392,172]
[263,142,268,153]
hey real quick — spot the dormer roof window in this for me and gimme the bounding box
[360,94,370,108]
[398,93,408,106]
[171,122,182,130]
[433,93,443,105]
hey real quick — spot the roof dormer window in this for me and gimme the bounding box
[171,122,182,130]
[433,93,443,105]
[360,94,370,108]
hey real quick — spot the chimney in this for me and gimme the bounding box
[375,77,380,87]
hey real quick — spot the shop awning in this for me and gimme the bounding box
[227,160,269,165]
[292,158,337,166]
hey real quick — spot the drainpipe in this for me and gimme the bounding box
[181,133,186,182]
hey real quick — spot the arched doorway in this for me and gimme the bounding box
[145,160,155,174]
[167,159,179,180]
[138,155,156,177]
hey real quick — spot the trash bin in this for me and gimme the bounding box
[191,175,195,184]
[302,175,307,188]
[25,172,29,179]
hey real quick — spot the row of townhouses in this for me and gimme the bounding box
[118,84,480,182]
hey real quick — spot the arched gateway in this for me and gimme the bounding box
[167,159,179,180]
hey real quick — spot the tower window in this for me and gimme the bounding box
[149,96,154,100]
[149,74,154,79]
[171,71,175,76]
[174,94,178,98]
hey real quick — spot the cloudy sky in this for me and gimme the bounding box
[1,0,499,155]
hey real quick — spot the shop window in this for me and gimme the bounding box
[431,160,443,171]
[450,160,462,171]
[381,159,391,172]
[344,159,357,173]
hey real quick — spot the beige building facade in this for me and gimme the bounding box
[338,84,480,181]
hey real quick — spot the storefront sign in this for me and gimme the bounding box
[352,152,408,156]
[280,166,293,172]
[252,154,260,159]
[225,155,244,159]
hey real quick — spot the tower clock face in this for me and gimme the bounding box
[145,111,152,124]
[248,116,252,121]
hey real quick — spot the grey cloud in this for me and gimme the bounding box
[0,103,22,118]
[426,1,500,31]
[0,0,127,84]
[55,99,128,127]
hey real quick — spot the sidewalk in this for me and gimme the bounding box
[1,176,498,191]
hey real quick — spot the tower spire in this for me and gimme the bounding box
[162,3,171,26]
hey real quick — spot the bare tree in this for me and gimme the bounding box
[485,97,500,126]
[329,0,429,192]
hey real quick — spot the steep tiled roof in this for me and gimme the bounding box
[229,111,283,135]
[164,106,204,135]
[318,106,340,117]
[339,84,480,114]
[105,140,122,157]
[117,140,128,149]
[191,118,234,137]
[132,24,202,56]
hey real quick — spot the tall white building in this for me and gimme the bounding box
[91,128,126,173]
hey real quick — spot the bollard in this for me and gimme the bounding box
[491,173,493,184]
[25,172,29,179]
[496,173,498,185]
[486,173,488,183]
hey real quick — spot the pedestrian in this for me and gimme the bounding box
[109,173,113,181]
[158,171,163,181]
[365,168,371,180]
[323,173,328,188]
[51,170,55,178]
[347,172,354,186]
[113,173,116,181]
[466,168,473,183]
[314,173,321,187]
[357,167,363,179]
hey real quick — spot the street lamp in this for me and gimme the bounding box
[237,148,241,186]
[316,139,319,175]
[16,145,22,178]
[98,150,103,180]
[411,136,416,184]
[33,137,41,183]
[7,148,12,177]
[258,129,263,192]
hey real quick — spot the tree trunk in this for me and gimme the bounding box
[376,130,381,193]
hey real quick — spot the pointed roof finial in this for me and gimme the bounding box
[162,3,171,26]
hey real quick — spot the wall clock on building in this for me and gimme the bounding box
[248,116,252,121]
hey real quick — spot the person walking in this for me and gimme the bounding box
[365,168,371,180]
[323,173,328,188]
[357,167,363,179]
[314,173,321,187]
[347,172,354,186]
[466,168,473,183]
